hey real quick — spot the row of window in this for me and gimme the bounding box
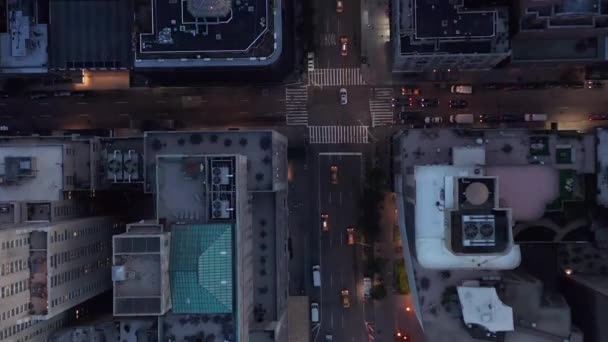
[65,175,75,186]
[50,241,108,268]
[0,318,64,341]
[1,237,29,251]
[0,280,28,299]
[1,302,29,321]
[50,281,102,308]
[51,257,111,289]
[53,206,74,218]
[0,259,27,276]
[50,225,105,244]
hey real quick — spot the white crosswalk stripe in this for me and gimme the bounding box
[370,87,394,127]
[285,86,309,126]
[320,33,337,46]
[308,125,369,144]
[308,68,366,86]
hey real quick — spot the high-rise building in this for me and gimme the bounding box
[392,0,510,73]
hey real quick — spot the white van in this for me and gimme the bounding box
[524,113,547,122]
[449,113,474,124]
[311,303,320,323]
[451,85,473,94]
[312,265,321,287]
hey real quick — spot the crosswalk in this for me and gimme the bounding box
[308,125,369,144]
[308,68,366,87]
[285,86,309,125]
[320,33,337,46]
[369,87,394,127]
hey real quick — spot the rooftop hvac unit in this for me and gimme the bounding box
[211,199,231,219]
[123,150,140,182]
[106,150,123,182]
[461,215,496,247]
[211,166,231,185]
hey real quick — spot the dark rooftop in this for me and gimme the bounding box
[414,0,495,39]
[138,0,271,57]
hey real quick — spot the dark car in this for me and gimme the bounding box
[479,114,523,123]
[448,99,468,109]
[587,81,604,89]
[588,113,608,121]
[392,97,413,107]
[398,111,424,126]
[420,98,438,108]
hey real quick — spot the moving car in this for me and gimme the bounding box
[588,113,608,121]
[313,265,321,287]
[340,37,348,56]
[325,335,334,341]
[450,85,473,94]
[449,113,474,124]
[395,330,409,341]
[311,303,320,323]
[321,213,329,231]
[341,289,350,308]
[587,81,603,89]
[336,0,343,13]
[330,165,338,184]
[448,99,468,109]
[420,98,438,108]
[346,227,354,245]
[363,277,372,299]
[424,116,442,124]
[401,86,420,96]
[524,113,547,122]
[339,88,348,105]
[479,114,523,123]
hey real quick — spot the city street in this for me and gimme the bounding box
[315,152,368,342]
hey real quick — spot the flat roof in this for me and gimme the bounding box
[49,0,131,69]
[414,1,496,39]
[135,0,281,67]
[597,128,608,206]
[0,145,63,202]
[170,223,234,314]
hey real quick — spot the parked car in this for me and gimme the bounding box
[449,113,474,124]
[401,86,420,96]
[420,98,438,108]
[340,36,348,56]
[336,0,343,13]
[524,113,548,122]
[341,289,350,308]
[588,113,608,121]
[479,114,523,123]
[448,99,468,109]
[398,111,424,126]
[587,81,603,89]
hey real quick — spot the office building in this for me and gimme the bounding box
[392,0,510,72]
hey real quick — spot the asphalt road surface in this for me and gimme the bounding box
[315,152,368,342]
[314,0,361,68]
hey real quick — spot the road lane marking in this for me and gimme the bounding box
[0,115,13,118]
[0,103,6,106]
[240,99,249,102]
[39,102,48,105]
[330,274,333,288]
[39,114,52,118]
[330,312,334,328]
[328,192,332,204]
[156,113,169,116]
[77,102,87,105]
[319,152,363,156]
[78,114,89,117]
[339,192,343,205]
[239,111,249,114]
[119,113,130,117]
[156,100,166,103]
[115,101,128,104]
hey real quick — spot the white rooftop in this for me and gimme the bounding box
[0,145,63,202]
[414,164,521,269]
[457,285,514,333]
[0,20,48,73]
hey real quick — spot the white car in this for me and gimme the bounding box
[339,88,348,105]
[424,116,443,124]
[0,125,8,131]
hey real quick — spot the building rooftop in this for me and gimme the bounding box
[396,0,509,55]
[0,1,49,73]
[169,223,234,314]
[134,0,282,68]
[0,145,63,202]
[48,0,131,70]
[520,0,608,30]
[596,128,608,207]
